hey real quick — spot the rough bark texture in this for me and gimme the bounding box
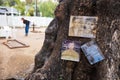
[25,0,120,80]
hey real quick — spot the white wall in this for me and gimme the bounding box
[0,15,53,27]
[0,15,8,26]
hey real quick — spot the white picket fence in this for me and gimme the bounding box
[0,15,53,27]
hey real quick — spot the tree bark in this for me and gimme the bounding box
[25,0,120,80]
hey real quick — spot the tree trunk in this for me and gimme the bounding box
[25,0,120,80]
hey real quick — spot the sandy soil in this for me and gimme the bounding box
[0,28,46,79]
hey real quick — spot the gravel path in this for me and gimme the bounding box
[0,28,45,79]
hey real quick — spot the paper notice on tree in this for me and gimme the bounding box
[61,40,81,62]
[81,41,105,65]
[69,16,98,38]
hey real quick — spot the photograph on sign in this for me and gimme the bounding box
[81,41,104,65]
[61,40,81,62]
[69,16,98,38]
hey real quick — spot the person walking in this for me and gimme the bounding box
[21,18,30,36]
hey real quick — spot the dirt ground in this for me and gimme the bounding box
[0,28,46,79]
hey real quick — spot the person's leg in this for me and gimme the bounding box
[25,24,29,36]
[25,26,27,36]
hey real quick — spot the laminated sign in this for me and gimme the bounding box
[61,40,81,62]
[69,16,98,38]
[81,41,104,65]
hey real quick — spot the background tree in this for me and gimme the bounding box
[0,0,4,5]
[2,0,15,6]
[0,0,26,16]
[26,0,33,4]
[14,0,26,15]
[38,0,58,17]
[0,0,57,17]
[25,0,120,80]
[26,6,34,16]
